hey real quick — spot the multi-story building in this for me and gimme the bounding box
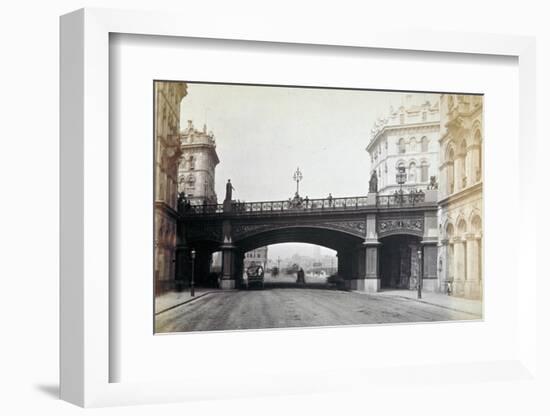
[178,120,219,206]
[438,94,483,299]
[154,81,188,293]
[244,247,268,269]
[366,94,440,194]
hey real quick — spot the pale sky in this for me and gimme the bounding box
[180,83,436,202]
[180,83,434,258]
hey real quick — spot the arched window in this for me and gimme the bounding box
[471,215,482,282]
[457,219,468,281]
[189,155,195,170]
[398,138,406,154]
[187,174,195,188]
[421,136,428,152]
[471,215,482,235]
[420,161,429,182]
[445,223,455,240]
[459,140,467,188]
[410,138,417,152]
[445,223,455,280]
[474,130,482,181]
[409,162,417,183]
[448,148,455,194]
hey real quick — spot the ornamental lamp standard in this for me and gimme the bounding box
[417,247,423,299]
[293,167,303,196]
[396,165,407,203]
[190,249,196,297]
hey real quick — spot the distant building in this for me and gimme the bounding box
[154,81,188,293]
[178,120,219,206]
[244,247,268,269]
[312,245,321,260]
[438,94,483,299]
[366,94,440,194]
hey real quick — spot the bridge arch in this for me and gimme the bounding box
[234,225,364,253]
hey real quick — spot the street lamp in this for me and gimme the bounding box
[396,165,407,204]
[293,167,303,196]
[417,247,423,299]
[190,248,196,297]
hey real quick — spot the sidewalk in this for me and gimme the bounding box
[368,289,483,317]
[155,288,221,314]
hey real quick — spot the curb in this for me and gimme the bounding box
[155,291,215,315]
[392,295,482,317]
[352,291,481,317]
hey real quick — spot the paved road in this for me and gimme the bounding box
[155,284,480,333]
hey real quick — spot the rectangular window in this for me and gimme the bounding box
[421,165,429,182]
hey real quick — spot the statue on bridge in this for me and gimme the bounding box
[177,191,186,213]
[225,179,235,202]
[369,170,378,193]
[427,175,438,190]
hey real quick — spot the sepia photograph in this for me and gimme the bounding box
[153,81,483,333]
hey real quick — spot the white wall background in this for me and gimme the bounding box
[0,1,548,415]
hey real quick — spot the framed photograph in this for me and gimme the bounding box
[60,8,537,408]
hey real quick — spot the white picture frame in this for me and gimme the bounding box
[60,8,538,408]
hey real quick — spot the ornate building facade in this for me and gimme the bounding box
[438,94,483,299]
[244,247,268,270]
[366,94,440,194]
[155,81,188,293]
[178,120,219,206]
[365,93,483,299]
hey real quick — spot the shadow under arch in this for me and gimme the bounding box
[234,225,364,253]
[379,233,422,290]
[234,226,361,290]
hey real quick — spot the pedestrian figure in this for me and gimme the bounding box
[296,267,306,285]
[304,196,309,209]
[327,193,333,208]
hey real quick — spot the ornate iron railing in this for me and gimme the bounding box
[179,190,429,216]
[376,190,426,207]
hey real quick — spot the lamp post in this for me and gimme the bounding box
[396,165,407,204]
[293,167,303,196]
[417,247,423,299]
[190,248,196,297]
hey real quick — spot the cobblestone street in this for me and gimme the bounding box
[155,280,481,333]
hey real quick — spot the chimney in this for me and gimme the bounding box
[187,120,193,130]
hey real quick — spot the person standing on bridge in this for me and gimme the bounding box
[327,193,333,208]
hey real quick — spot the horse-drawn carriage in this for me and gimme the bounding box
[245,264,265,289]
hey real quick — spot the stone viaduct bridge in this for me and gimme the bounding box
[175,190,439,292]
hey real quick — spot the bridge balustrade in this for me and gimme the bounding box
[179,191,429,216]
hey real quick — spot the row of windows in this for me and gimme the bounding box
[445,130,482,194]
[398,136,429,154]
[375,161,430,183]
[396,161,430,183]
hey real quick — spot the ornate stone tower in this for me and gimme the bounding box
[366,94,440,195]
[154,81,188,293]
[178,120,219,205]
